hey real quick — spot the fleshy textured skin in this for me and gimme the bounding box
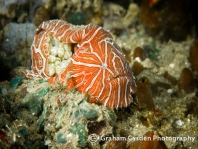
[26,20,137,108]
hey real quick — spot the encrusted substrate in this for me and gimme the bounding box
[45,0,103,25]
[0,23,36,74]
[0,76,116,148]
[1,23,36,55]
[111,9,198,147]
[39,81,116,148]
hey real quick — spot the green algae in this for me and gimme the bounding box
[68,12,86,25]
[8,77,23,90]
[37,105,47,126]
[72,107,98,122]
[69,123,87,147]
[146,42,162,60]
[55,107,66,129]
[80,108,98,119]
[19,127,30,149]
[20,87,49,115]
[0,77,22,96]
[57,133,67,143]
[71,100,98,122]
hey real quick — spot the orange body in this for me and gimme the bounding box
[26,20,136,108]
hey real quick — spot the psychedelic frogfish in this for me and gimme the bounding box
[26,20,137,108]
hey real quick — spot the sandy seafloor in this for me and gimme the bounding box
[0,0,198,149]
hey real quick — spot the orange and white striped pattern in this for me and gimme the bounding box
[26,20,137,108]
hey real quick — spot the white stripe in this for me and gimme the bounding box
[79,26,101,47]
[124,76,128,106]
[104,83,112,106]
[72,59,101,68]
[85,68,101,92]
[117,78,120,108]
